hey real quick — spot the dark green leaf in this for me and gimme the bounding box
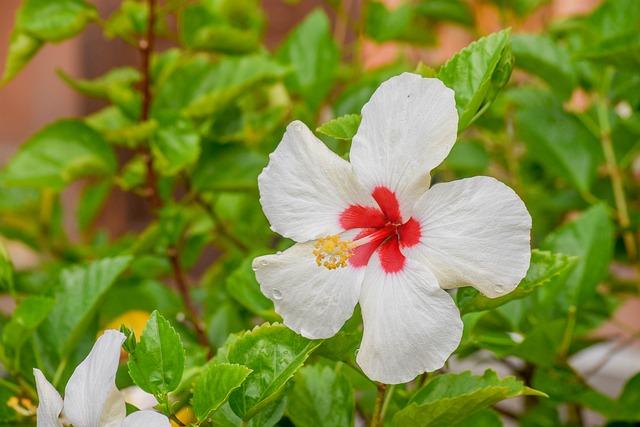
[541,204,614,307]
[276,10,339,110]
[0,242,14,292]
[393,370,545,426]
[2,296,54,353]
[128,310,185,395]
[76,181,111,231]
[220,323,322,421]
[225,258,275,319]
[512,88,601,193]
[512,34,576,98]
[287,365,354,427]
[192,145,266,192]
[192,363,252,422]
[40,256,132,358]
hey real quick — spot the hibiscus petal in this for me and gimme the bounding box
[63,330,126,427]
[258,120,373,242]
[350,73,458,221]
[409,176,531,297]
[356,255,462,384]
[253,238,365,339]
[121,410,170,427]
[33,369,63,427]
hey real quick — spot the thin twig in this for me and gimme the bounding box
[193,194,250,252]
[136,0,210,353]
[597,68,637,260]
[168,247,210,351]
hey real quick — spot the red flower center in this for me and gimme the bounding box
[339,186,421,273]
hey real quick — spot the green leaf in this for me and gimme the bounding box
[40,256,132,358]
[128,310,185,395]
[192,363,252,422]
[103,0,148,40]
[153,55,286,119]
[416,0,474,26]
[365,2,433,44]
[220,323,322,421]
[225,258,275,319]
[457,250,575,314]
[58,67,141,99]
[3,120,117,190]
[541,204,614,307]
[0,242,14,292]
[276,10,339,110]
[17,0,97,41]
[393,370,545,426]
[442,139,489,174]
[438,29,513,130]
[316,114,361,140]
[287,365,354,427]
[2,296,54,353]
[180,0,264,54]
[512,88,601,193]
[150,119,201,176]
[76,181,111,231]
[192,145,266,192]
[1,31,42,84]
[511,34,576,98]
[451,409,502,427]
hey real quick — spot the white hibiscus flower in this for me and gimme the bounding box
[33,330,170,427]
[252,73,532,384]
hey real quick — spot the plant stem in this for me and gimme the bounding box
[168,247,210,351]
[139,0,161,209]
[380,384,395,423]
[597,68,637,260]
[370,383,387,427]
[193,194,249,253]
[136,0,210,353]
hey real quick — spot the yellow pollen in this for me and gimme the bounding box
[313,235,355,270]
[7,396,35,416]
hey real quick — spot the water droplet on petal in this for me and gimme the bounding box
[276,251,282,255]
[272,289,282,300]
[260,260,268,267]
[494,285,505,294]
[354,348,360,358]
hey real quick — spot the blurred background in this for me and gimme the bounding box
[2,1,639,425]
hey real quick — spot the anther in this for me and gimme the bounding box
[313,235,355,270]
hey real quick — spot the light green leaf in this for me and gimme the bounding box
[3,120,117,190]
[153,55,286,119]
[457,250,575,314]
[393,370,545,426]
[540,204,614,307]
[17,0,97,41]
[416,0,474,26]
[150,119,201,176]
[1,31,42,84]
[220,323,322,421]
[316,114,361,140]
[2,296,54,353]
[76,181,111,231]
[0,242,14,292]
[225,258,275,319]
[438,29,513,130]
[512,34,576,98]
[365,2,433,44]
[287,365,354,427]
[192,363,252,422]
[103,0,148,40]
[40,256,132,358]
[58,67,141,99]
[276,10,339,110]
[451,409,502,427]
[180,0,263,54]
[128,310,185,395]
[512,88,601,193]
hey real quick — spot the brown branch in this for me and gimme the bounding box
[136,0,210,353]
[168,247,210,352]
[139,0,161,209]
